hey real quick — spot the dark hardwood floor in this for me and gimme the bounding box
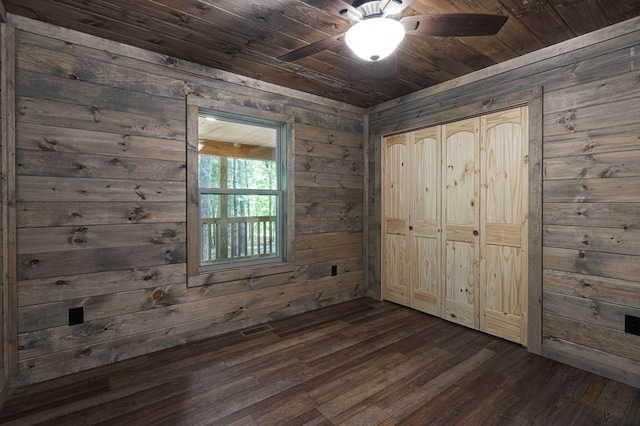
[1,298,638,425]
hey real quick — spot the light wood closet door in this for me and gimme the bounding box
[480,107,529,345]
[410,127,441,316]
[442,118,480,329]
[381,107,529,346]
[382,134,410,305]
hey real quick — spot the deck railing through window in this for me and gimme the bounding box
[200,215,277,263]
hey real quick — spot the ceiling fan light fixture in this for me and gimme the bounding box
[345,17,405,62]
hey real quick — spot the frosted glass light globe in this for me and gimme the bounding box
[345,17,405,62]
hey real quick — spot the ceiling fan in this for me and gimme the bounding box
[278,0,508,70]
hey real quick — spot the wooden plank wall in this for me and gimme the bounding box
[0,21,5,408]
[367,16,640,387]
[0,0,11,406]
[6,15,365,387]
[0,19,17,406]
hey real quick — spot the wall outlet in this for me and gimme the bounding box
[69,307,84,326]
[331,265,338,276]
[625,315,640,336]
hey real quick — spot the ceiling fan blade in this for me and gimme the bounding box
[380,0,414,17]
[401,13,508,37]
[277,33,345,62]
[297,0,362,21]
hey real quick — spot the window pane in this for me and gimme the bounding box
[225,157,277,190]
[198,114,278,190]
[197,108,285,269]
[200,193,278,264]
[198,155,219,188]
[199,156,276,190]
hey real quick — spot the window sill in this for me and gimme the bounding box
[187,259,295,287]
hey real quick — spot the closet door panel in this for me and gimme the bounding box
[443,118,480,328]
[412,128,439,224]
[382,135,410,304]
[410,127,440,315]
[444,123,477,225]
[483,244,527,343]
[385,233,409,304]
[412,237,438,313]
[444,240,477,327]
[383,136,408,220]
[481,107,529,345]
[485,223,521,246]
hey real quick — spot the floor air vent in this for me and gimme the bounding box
[239,324,273,337]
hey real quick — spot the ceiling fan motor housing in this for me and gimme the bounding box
[347,1,403,22]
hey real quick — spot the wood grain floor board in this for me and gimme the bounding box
[382,348,497,420]
[0,376,111,420]
[332,402,394,425]
[53,376,203,426]
[296,329,379,363]
[507,364,599,425]
[621,388,640,424]
[482,342,533,376]
[593,380,637,419]
[1,298,638,425]
[108,351,226,391]
[281,408,327,425]
[368,350,457,410]
[100,374,262,426]
[582,375,609,406]
[317,348,447,420]
[496,354,559,401]
[455,388,526,425]
[250,391,318,425]
[372,338,497,412]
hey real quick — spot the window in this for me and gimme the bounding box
[198,110,283,266]
[186,97,294,285]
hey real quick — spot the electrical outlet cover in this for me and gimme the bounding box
[69,307,84,326]
[625,315,640,336]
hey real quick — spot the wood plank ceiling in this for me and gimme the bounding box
[4,0,640,108]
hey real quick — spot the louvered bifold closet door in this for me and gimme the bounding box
[382,133,410,305]
[442,118,481,329]
[480,107,529,346]
[410,127,441,316]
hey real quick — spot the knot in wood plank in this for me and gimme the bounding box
[39,138,59,152]
[127,206,149,222]
[70,226,89,247]
[88,106,101,123]
[152,289,164,300]
[558,111,576,132]
[134,186,146,200]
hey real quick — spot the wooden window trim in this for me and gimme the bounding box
[186,95,295,287]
